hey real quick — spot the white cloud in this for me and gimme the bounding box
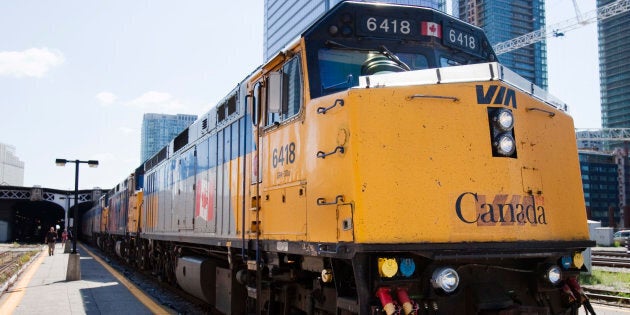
[125,91,186,113]
[90,152,116,162]
[0,48,64,78]
[96,92,117,105]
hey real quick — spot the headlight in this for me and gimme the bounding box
[431,267,460,293]
[493,133,516,156]
[546,265,562,285]
[488,107,517,158]
[493,109,514,131]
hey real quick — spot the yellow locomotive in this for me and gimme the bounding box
[84,2,594,314]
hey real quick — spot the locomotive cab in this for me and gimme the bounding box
[303,1,497,98]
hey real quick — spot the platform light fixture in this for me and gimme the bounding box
[55,158,99,255]
[56,158,99,168]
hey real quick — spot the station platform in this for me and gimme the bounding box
[0,243,173,314]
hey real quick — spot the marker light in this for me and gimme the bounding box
[399,258,416,278]
[328,25,339,36]
[321,269,333,283]
[572,252,584,269]
[546,265,562,285]
[493,109,514,131]
[378,258,398,278]
[561,256,572,269]
[494,134,516,156]
[431,267,460,293]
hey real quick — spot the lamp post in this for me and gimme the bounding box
[58,194,76,253]
[55,159,98,254]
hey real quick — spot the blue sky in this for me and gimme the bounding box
[0,0,600,189]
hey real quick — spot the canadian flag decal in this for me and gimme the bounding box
[421,21,441,38]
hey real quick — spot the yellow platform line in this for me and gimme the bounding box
[79,243,175,315]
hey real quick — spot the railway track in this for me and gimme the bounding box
[0,251,21,279]
[0,247,41,283]
[584,287,630,307]
[592,250,630,269]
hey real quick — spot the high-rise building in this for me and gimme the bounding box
[0,142,24,186]
[140,113,197,162]
[578,149,630,228]
[457,0,547,89]
[598,0,630,128]
[264,0,447,61]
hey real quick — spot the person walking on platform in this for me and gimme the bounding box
[45,227,57,256]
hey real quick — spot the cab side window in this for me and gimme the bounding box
[266,55,303,126]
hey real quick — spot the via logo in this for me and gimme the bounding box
[476,85,517,108]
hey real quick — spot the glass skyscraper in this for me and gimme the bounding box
[579,150,630,228]
[598,0,630,128]
[264,0,447,61]
[140,113,197,162]
[457,0,547,89]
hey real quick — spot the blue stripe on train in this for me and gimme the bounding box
[162,114,253,189]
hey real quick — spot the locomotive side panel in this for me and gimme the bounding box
[173,147,196,231]
[108,183,127,235]
[302,91,356,244]
[194,135,217,233]
[127,190,142,234]
[260,121,308,240]
[218,127,230,235]
[143,171,157,233]
[82,206,95,239]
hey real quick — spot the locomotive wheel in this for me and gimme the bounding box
[165,245,177,285]
[151,243,163,279]
[136,241,149,270]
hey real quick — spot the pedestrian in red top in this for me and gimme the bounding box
[61,229,68,248]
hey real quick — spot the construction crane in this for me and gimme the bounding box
[576,128,630,155]
[492,0,630,55]
[576,128,630,141]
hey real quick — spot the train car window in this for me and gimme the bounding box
[251,81,262,126]
[283,55,302,119]
[217,103,226,122]
[265,55,303,127]
[173,128,189,152]
[227,95,237,116]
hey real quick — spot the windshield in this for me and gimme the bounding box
[319,49,429,94]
